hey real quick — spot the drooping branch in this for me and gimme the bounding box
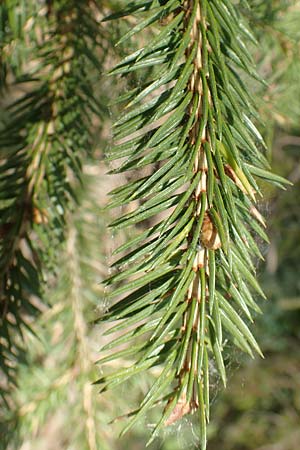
[98,1,290,448]
[0,0,106,398]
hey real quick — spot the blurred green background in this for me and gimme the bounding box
[1,1,299,449]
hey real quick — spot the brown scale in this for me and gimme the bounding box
[164,392,192,426]
[200,212,221,250]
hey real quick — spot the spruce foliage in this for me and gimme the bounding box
[98,1,290,447]
[0,1,295,449]
[0,0,105,404]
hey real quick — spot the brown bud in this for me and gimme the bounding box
[200,213,221,250]
[32,207,48,225]
[165,392,191,426]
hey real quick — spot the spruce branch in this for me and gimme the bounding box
[0,0,106,401]
[100,1,291,448]
[5,165,110,450]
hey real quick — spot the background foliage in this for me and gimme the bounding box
[0,1,299,449]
